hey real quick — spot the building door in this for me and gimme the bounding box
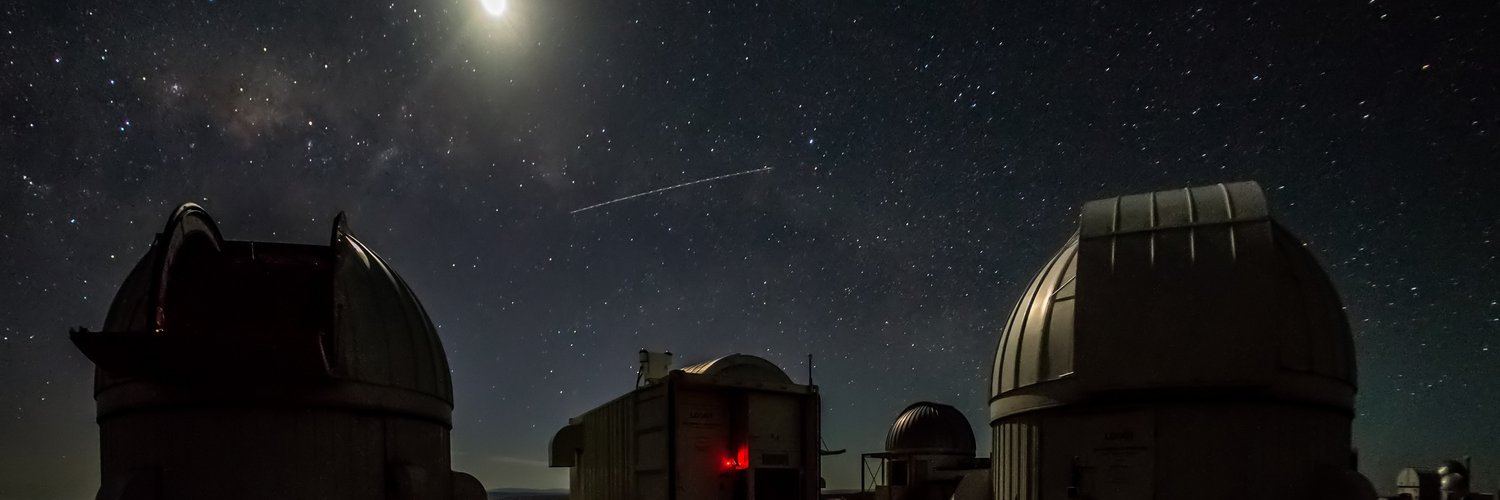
[731,470,749,500]
[754,468,799,500]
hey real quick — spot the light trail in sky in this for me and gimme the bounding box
[570,166,773,214]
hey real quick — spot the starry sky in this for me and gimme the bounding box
[2,0,1498,498]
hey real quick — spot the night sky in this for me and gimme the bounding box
[2,1,1498,498]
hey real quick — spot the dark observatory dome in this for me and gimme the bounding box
[990,182,1356,421]
[680,353,794,385]
[73,203,453,423]
[884,402,976,456]
[1437,460,1469,478]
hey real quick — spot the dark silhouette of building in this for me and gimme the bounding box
[550,353,820,500]
[985,182,1375,499]
[71,204,486,500]
[859,402,987,500]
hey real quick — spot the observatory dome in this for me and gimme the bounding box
[74,203,452,421]
[70,203,485,500]
[680,353,794,385]
[1437,460,1469,478]
[990,181,1356,420]
[884,401,976,456]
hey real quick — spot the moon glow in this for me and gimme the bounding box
[481,0,507,17]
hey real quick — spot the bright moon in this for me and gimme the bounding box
[481,0,506,17]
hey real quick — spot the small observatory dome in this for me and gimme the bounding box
[988,182,1369,499]
[1397,467,1440,488]
[1437,460,1469,478]
[1441,473,1470,494]
[1438,459,1472,494]
[71,203,483,500]
[884,402,976,456]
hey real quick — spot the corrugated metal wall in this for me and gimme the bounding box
[992,404,1354,500]
[636,386,670,500]
[993,415,1040,500]
[574,391,639,500]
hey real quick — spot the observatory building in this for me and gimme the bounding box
[550,353,820,500]
[859,401,988,500]
[71,204,486,500]
[1385,459,1495,500]
[985,182,1374,499]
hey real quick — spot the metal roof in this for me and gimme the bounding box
[549,423,583,467]
[990,182,1356,421]
[883,401,975,456]
[679,354,793,385]
[75,203,452,406]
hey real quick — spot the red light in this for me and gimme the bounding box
[722,446,750,471]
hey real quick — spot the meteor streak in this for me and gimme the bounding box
[570,166,773,214]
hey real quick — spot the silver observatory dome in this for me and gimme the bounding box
[988,182,1369,499]
[992,181,1355,416]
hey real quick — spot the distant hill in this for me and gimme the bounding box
[487,488,568,500]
